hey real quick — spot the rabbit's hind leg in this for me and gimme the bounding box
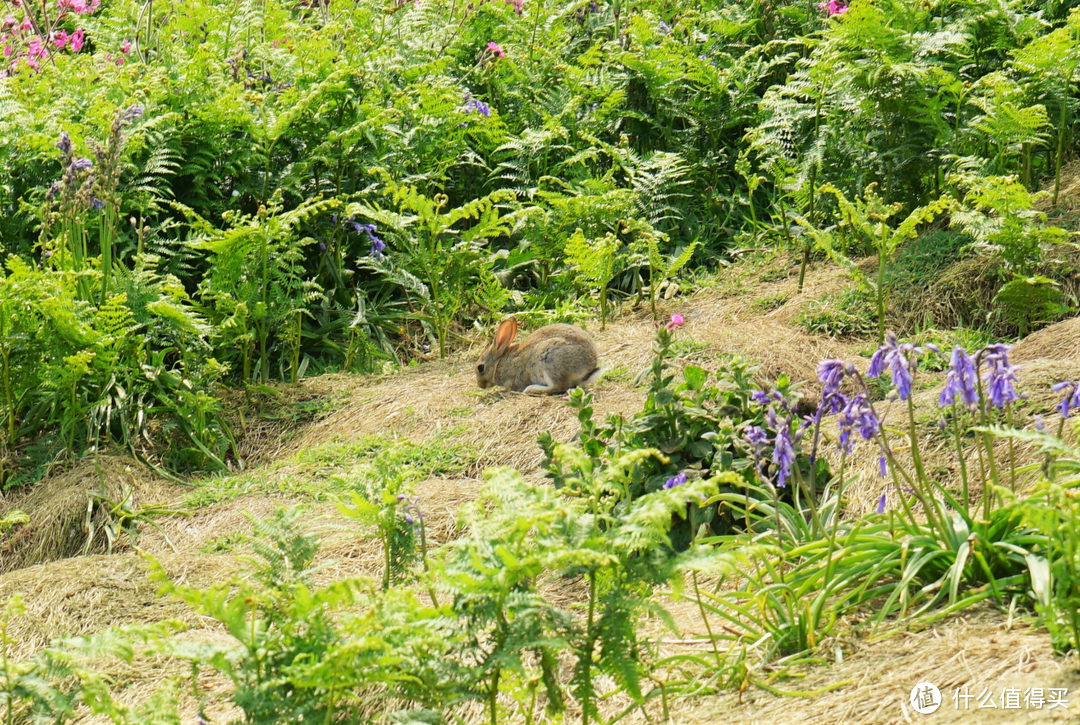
[522,370,555,395]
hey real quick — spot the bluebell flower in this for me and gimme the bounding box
[818,359,848,413]
[939,347,979,410]
[981,344,1019,409]
[879,455,887,477]
[465,98,491,117]
[350,221,386,257]
[744,425,769,447]
[658,20,671,34]
[1053,380,1080,419]
[664,472,687,489]
[772,423,795,488]
[91,198,104,210]
[867,332,926,401]
[837,393,878,454]
[876,493,887,513]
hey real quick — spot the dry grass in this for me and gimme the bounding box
[672,607,1079,724]
[0,456,182,575]
[0,552,235,660]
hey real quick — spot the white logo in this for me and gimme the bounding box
[911,682,942,714]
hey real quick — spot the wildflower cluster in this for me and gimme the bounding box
[819,0,848,15]
[344,218,385,257]
[747,389,802,488]
[44,131,96,215]
[2,15,71,74]
[463,97,491,118]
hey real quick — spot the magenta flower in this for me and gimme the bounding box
[665,313,684,330]
[818,0,848,14]
[120,39,131,54]
[70,28,84,52]
[52,30,68,49]
[487,41,505,58]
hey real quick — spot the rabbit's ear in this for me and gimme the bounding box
[494,318,518,351]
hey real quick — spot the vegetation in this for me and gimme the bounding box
[1,0,1079,720]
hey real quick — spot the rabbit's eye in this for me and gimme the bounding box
[477,364,485,373]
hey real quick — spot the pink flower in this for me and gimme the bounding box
[120,39,131,53]
[52,29,68,48]
[27,36,45,58]
[666,313,684,330]
[2,45,11,59]
[19,18,31,31]
[70,0,99,13]
[487,41,505,58]
[2,15,15,29]
[70,27,83,52]
[818,0,848,14]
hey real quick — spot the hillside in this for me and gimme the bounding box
[3,253,1079,723]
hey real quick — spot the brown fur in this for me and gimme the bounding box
[475,318,600,394]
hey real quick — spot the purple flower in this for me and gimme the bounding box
[71,158,93,171]
[818,359,846,395]
[876,493,887,514]
[90,198,104,210]
[1034,414,1045,431]
[981,344,1019,409]
[837,393,878,454]
[867,332,925,401]
[664,472,687,489]
[56,131,72,155]
[1053,381,1080,419]
[939,347,979,410]
[351,221,386,257]
[744,425,769,447]
[751,390,773,406]
[465,98,491,117]
[879,455,887,477]
[772,424,795,488]
[658,20,671,34]
[318,242,327,252]
[818,359,848,413]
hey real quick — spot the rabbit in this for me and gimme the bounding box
[475,317,602,395]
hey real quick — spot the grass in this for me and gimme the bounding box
[186,434,472,507]
[797,287,877,338]
[753,292,792,311]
